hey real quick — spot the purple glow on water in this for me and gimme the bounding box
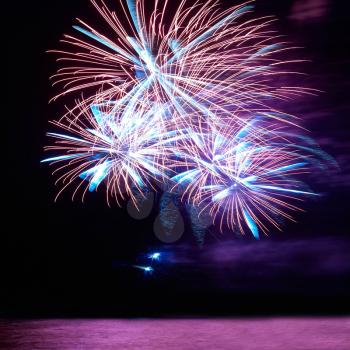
[1,318,349,349]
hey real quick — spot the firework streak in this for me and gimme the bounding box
[43,0,329,238]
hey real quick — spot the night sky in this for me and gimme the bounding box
[4,0,350,317]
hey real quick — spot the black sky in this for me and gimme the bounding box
[4,0,350,317]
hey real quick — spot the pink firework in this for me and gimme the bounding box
[43,0,328,238]
[49,0,314,127]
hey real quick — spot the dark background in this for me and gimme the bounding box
[4,0,350,317]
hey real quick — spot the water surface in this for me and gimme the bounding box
[1,318,349,349]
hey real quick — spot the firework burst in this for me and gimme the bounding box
[171,121,320,238]
[49,0,314,127]
[43,0,328,238]
[42,100,186,206]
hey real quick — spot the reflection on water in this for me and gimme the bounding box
[1,318,349,350]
